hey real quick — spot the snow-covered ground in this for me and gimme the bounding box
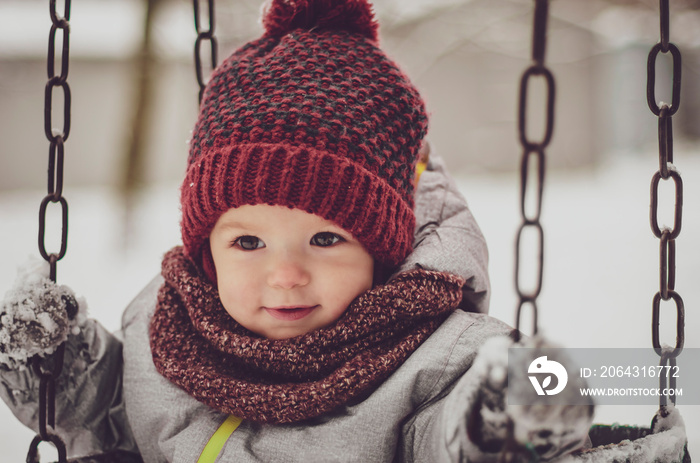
[1,152,698,460]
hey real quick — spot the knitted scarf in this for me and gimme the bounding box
[150,247,464,424]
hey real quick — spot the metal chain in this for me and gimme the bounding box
[27,1,72,462]
[647,0,685,409]
[513,0,555,342]
[24,1,214,460]
[193,0,218,103]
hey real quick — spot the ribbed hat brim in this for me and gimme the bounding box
[181,143,415,270]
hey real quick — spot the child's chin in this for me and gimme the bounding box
[261,325,313,340]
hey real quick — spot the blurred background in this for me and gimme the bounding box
[1,0,699,460]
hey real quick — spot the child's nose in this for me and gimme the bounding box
[267,255,311,289]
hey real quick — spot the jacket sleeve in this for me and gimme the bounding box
[404,365,501,462]
[398,314,514,462]
[0,318,140,459]
[392,153,490,314]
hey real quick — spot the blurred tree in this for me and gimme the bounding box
[122,0,163,195]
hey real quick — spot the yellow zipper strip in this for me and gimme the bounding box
[196,415,243,463]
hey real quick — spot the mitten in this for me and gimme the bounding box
[0,257,86,369]
[468,335,594,461]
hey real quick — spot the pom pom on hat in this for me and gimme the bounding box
[262,0,378,41]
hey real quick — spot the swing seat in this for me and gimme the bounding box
[64,451,144,463]
[571,408,690,463]
[27,448,143,463]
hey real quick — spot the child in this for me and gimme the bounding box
[0,0,592,461]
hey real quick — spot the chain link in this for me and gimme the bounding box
[647,0,685,409]
[513,0,555,341]
[652,291,684,358]
[658,354,678,407]
[650,169,683,239]
[28,0,72,461]
[647,45,681,117]
[193,0,218,103]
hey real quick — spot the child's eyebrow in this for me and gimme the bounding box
[216,220,251,231]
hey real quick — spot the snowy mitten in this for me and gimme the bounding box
[468,335,594,461]
[0,257,86,369]
[467,336,513,452]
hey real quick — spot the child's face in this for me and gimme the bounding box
[209,204,375,340]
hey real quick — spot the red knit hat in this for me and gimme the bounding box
[181,0,428,282]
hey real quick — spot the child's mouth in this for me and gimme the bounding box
[264,305,317,321]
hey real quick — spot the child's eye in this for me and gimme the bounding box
[232,235,265,250]
[310,232,344,247]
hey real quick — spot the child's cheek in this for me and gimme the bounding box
[217,268,252,318]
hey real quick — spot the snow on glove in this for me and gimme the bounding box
[468,335,594,461]
[0,257,87,369]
